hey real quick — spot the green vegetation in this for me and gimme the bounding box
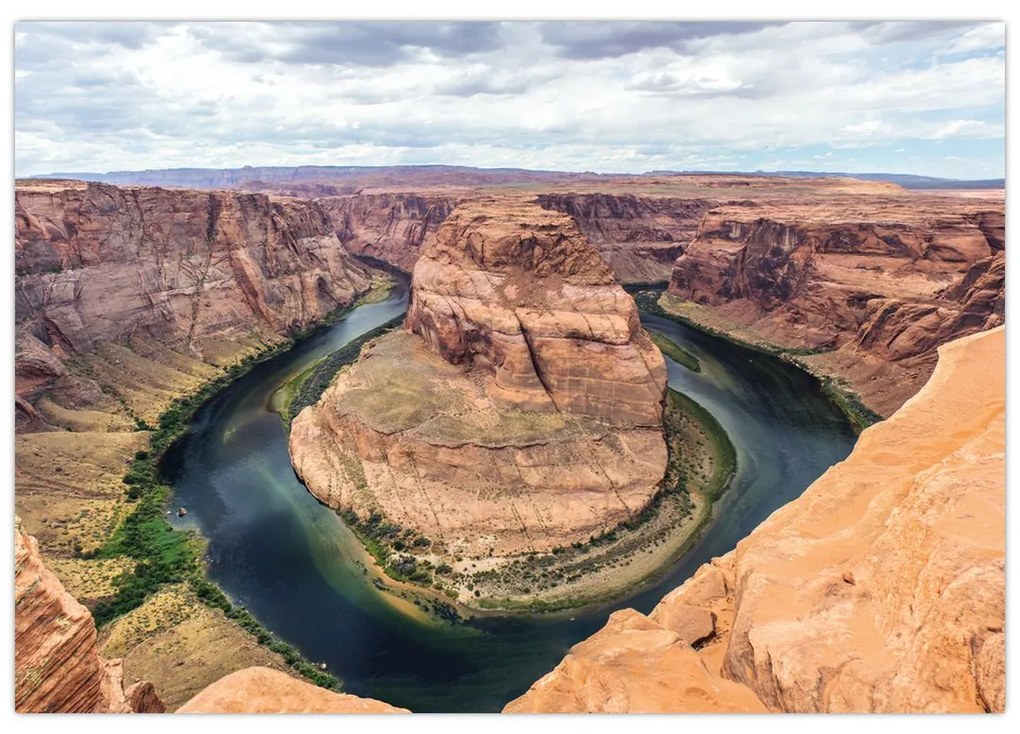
[820,376,884,433]
[284,315,404,424]
[78,293,408,691]
[649,331,701,372]
[635,288,882,433]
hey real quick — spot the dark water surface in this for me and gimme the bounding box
[162,285,856,713]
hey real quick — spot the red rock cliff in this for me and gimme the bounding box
[15,518,163,713]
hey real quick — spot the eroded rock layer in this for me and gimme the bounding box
[536,193,715,283]
[291,199,668,558]
[668,197,1004,414]
[507,326,1004,713]
[15,518,162,713]
[15,179,373,426]
[317,193,460,271]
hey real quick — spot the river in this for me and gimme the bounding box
[162,281,856,712]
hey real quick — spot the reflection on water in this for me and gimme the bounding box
[163,284,856,712]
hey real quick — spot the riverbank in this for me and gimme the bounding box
[67,276,397,699]
[636,289,883,432]
[311,382,737,616]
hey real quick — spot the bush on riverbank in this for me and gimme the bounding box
[81,292,399,689]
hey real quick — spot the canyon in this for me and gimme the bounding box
[13,170,1006,714]
[14,179,380,709]
[289,199,670,584]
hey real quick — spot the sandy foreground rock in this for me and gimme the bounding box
[506,326,1004,713]
[291,198,668,558]
[176,668,407,714]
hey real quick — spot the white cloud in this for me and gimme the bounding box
[13,20,1005,178]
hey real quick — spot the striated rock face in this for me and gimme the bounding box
[14,179,373,422]
[291,199,668,558]
[668,197,1005,414]
[314,190,714,284]
[15,180,372,352]
[536,193,715,284]
[177,668,408,714]
[508,326,1004,713]
[15,518,162,713]
[317,193,459,271]
[407,199,666,425]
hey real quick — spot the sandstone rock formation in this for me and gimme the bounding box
[668,196,1004,414]
[536,193,714,283]
[177,667,408,714]
[290,199,668,559]
[317,193,459,271]
[15,179,373,427]
[507,326,1004,713]
[15,518,163,713]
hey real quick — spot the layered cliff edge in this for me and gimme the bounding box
[290,198,668,575]
[15,179,374,431]
[667,198,1004,415]
[506,325,1005,713]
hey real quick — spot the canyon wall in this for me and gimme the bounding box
[313,190,716,284]
[507,325,1005,713]
[15,179,374,429]
[536,193,715,283]
[316,193,459,271]
[14,179,378,708]
[290,198,668,563]
[667,197,1005,415]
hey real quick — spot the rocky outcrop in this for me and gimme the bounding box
[15,518,162,713]
[177,668,407,714]
[290,198,668,560]
[316,193,459,271]
[507,326,1004,713]
[407,200,666,425]
[537,193,715,283]
[668,195,1005,414]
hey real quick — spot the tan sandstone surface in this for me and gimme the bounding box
[177,668,407,714]
[506,325,1004,713]
[290,199,668,561]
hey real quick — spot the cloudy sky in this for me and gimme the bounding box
[14,20,1005,178]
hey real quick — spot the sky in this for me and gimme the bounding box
[13,20,1006,179]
